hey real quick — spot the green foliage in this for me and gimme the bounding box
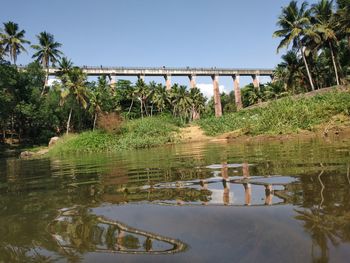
[198,89,350,136]
[49,115,181,154]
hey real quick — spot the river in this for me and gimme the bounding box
[1,136,350,262]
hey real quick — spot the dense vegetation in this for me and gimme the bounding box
[0,0,349,148]
[49,116,181,154]
[198,89,350,136]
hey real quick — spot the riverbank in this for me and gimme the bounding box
[198,86,350,137]
[19,86,350,157]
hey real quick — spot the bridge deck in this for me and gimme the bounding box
[44,66,274,76]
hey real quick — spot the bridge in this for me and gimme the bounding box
[27,65,273,116]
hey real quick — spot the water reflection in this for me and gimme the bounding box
[49,206,187,256]
[1,138,350,261]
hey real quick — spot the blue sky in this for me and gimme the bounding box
[0,0,318,96]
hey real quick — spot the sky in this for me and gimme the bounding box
[0,0,318,97]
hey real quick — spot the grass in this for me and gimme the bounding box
[198,89,350,136]
[49,115,181,155]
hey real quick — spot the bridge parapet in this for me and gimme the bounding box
[41,66,273,77]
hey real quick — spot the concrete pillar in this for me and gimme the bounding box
[252,74,261,103]
[252,74,260,89]
[109,75,116,88]
[211,74,222,117]
[164,74,172,91]
[189,74,196,89]
[232,75,243,110]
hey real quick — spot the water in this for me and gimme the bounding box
[1,136,350,262]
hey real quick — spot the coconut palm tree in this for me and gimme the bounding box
[31,31,63,95]
[336,0,350,48]
[57,57,73,76]
[273,1,316,91]
[134,79,151,118]
[189,87,206,120]
[59,67,89,134]
[0,44,4,60]
[89,87,102,131]
[0,21,30,64]
[152,83,169,113]
[276,50,305,92]
[172,85,192,122]
[311,0,341,85]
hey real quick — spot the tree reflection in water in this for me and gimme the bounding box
[295,166,350,262]
[48,206,187,256]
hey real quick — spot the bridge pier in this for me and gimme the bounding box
[189,74,196,89]
[252,74,260,89]
[108,75,116,88]
[164,75,172,91]
[232,75,243,110]
[252,74,261,103]
[211,75,222,117]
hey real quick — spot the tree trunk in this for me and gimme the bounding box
[93,112,97,131]
[10,114,14,144]
[329,42,340,86]
[140,100,143,118]
[66,108,73,135]
[41,66,49,97]
[298,39,315,91]
[127,99,134,115]
[143,99,149,116]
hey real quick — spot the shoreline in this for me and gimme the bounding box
[16,122,350,159]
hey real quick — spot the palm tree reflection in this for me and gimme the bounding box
[49,206,187,256]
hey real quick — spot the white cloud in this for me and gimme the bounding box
[196,83,229,99]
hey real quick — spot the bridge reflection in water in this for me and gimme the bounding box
[94,162,298,207]
[48,206,187,256]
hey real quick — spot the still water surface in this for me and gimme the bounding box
[1,137,350,262]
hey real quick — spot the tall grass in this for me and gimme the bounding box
[49,115,181,155]
[198,90,350,136]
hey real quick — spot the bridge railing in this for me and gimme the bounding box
[18,65,273,72]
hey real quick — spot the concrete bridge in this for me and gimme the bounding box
[46,66,274,116]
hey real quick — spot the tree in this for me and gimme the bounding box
[311,0,341,85]
[59,67,89,134]
[0,21,30,64]
[152,83,169,114]
[0,43,4,60]
[336,0,350,48]
[31,31,63,95]
[134,79,151,118]
[273,1,316,90]
[275,50,305,92]
[171,85,192,122]
[189,87,206,120]
[57,57,73,76]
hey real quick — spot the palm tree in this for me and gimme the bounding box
[276,50,304,92]
[59,67,89,134]
[273,1,316,91]
[0,43,4,60]
[311,0,341,85]
[134,79,151,118]
[189,87,206,120]
[0,21,30,64]
[57,57,73,76]
[152,84,169,114]
[89,87,102,131]
[336,0,350,48]
[172,85,192,122]
[31,31,63,95]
